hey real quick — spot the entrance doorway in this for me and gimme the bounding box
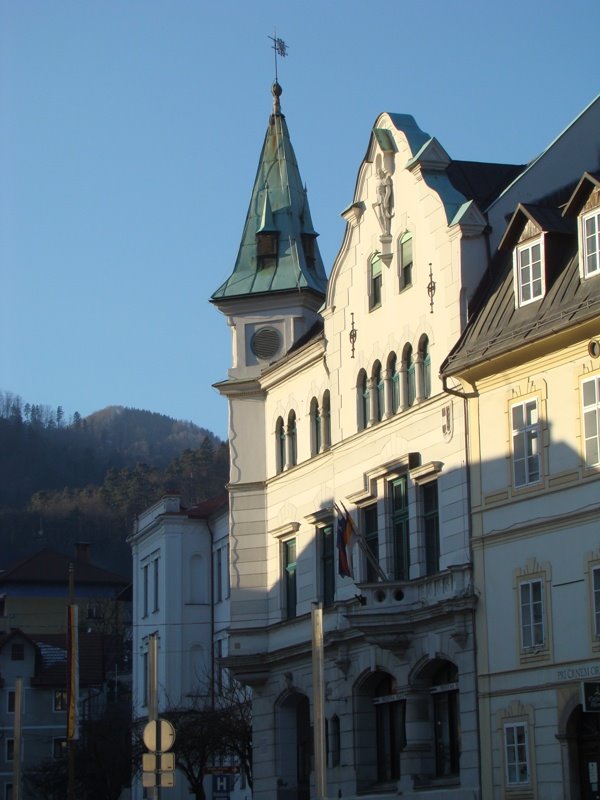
[568,704,600,800]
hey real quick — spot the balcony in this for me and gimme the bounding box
[345,564,476,656]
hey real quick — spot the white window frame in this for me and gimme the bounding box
[594,566,600,638]
[504,721,530,786]
[520,578,544,650]
[514,236,545,306]
[582,208,600,278]
[511,398,541,487]
[369,253,382,310]
[582,375,600,467]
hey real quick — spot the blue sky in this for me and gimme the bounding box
[1,0,598,441]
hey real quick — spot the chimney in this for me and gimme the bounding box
[75,542,91,564]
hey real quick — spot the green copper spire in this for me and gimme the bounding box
[212,82,327,301]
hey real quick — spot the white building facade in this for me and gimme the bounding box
[129,493,249,800]
[210,83,534,800]
[212,82,600,800]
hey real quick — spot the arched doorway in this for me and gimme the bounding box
[567,704,600,800]
[276,691,310,800]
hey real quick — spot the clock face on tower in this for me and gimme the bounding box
[250,326,282,360]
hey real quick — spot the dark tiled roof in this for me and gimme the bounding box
[30,632,121,687]
[186,494,229,519]
[0,549,129,587]
[446,160,526,210]
[442,240,600,375]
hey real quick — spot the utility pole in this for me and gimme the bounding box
[12,677,22,800]
[67,562,77,800]
[148,632,160,800]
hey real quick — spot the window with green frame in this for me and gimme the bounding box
[363,505,379,582]
[422,480,440,575]
[284,539,297,619]
[370,254,382,309]
[391,476,409,580]
[399,232,413,290]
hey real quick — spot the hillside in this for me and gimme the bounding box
[0,392,229,571]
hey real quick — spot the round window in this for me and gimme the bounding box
[251,327,282,360]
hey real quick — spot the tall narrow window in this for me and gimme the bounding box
[320,525,335,607]
[275,416,285,473]
[152,557,159,613]
[431,662,460,777]
[399,232,413,290]
[357,370,369,431]
[142,564,149,617]
[373,362,383,422]
[310,397,321,456]
[594,567,600,637]
[583,209,600,277]
[329,714,340,767]
[404,345,416,407]
[520,579,544,649]
[389,353,399,414]
[369,254,382,310]
[287,411,297,467]
[322,390,331,450]
[391,477,409,581]
[214,547,223,603]
[504,722,529,785]
[583,376,600,466]
[419,335,431,399]
[142,651,148,707]
[512,399,540,486]
[516,239,544,305]
[284,539,297,619]
[363,505,379,582]
[423,481,440,575]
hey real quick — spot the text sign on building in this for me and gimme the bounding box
[582,682,600,712]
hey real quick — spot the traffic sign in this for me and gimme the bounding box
[143,718,176,752]
[143,770,175,788]
[143,753,175,772]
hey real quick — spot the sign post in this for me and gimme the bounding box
[142,718,176,788]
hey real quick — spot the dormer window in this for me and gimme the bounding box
[256,231,278,270]
[582,208,600,278]
[301,234,316,271]
[515,237,544,306]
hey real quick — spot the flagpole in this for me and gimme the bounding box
[67,563,77,800]
[311,603,327,799]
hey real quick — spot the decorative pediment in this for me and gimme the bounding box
[405,137,451,173]
[449,200,487,237]
[563,171,600,217]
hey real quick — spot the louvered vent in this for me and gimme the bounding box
[251,327,282,360]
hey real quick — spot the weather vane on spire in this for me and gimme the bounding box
[268,31,288,82]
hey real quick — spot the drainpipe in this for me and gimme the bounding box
[206,517,215,709]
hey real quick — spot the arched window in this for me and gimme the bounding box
[277,692,311,797]
[355,670,404,788]
[275,417,285,474]
[287,410,297,467]
[357,370,369,431]
[373,361,384,423]
[310,397,321,456]
[430,661,460,778]
[419,334,431,399]
[388,352,399,414]
[322,390,331,450]
[403,344,416,407]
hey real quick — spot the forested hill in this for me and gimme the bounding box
[0,392,229,572]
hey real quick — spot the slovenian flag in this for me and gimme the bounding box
[336,506,355,578]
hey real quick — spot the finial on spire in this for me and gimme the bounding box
[268,31,288,83]
[272,80,283,115]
